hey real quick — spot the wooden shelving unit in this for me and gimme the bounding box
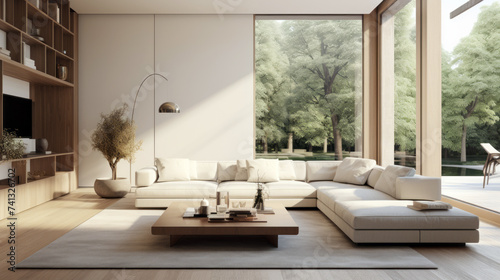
[0,0,78,219]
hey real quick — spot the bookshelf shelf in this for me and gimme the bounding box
[0,0,78,219]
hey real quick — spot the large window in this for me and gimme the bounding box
[380,0,417,168]
[254,16,363,160]
[441,0,500,176]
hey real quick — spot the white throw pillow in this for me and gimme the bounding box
[279,160,297,180]
[374,165,416,197]
[235,159,248,181]
[367,166,385,188]
[155,158,190,182]
[246,159,280,183]
[194,161,218,181]
[333,157,376,185]
[217,161,237,182]
[306,161,342,182]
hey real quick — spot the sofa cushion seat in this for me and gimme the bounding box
[265,181,317,199]
[309,181,371,190]
[217,181,259,199]
[334,200,480,230]
[318,188,395,210]
[135,181,217,199]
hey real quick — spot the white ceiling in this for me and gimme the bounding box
[70,0,383,15]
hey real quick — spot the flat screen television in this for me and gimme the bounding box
[3,94,33,138]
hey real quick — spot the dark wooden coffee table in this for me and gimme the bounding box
[152,201,299,247]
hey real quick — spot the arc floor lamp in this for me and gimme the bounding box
[129,73,180,184]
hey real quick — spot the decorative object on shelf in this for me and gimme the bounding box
[91,104,142,198]
[0,130,25,161]
[28,170,45,181]
[36,138,49,153]
[57,64,68,80]
[253,182,267,211]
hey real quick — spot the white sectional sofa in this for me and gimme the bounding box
[135,158,479,244]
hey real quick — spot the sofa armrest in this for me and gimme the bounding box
[135,167,158,187]
[395,176,441,201]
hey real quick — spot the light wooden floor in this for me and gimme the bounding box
[2,188,500,280]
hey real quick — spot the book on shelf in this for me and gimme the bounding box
[407,201,452,211]
[0,30,7,50]
[48,2,60,23]
[28,0,41,9]
[0,48,11,59]
[0,48,11,56]
[24,58,36,69]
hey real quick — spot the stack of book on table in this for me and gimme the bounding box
[227,208,258,222]
[407,201,453,211]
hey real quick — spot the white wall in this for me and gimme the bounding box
[153,15,254,161]
[78,14,254,187]
[79,15,155,187]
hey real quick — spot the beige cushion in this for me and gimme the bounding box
[193,161,218,181]
[374,165,416,197]
[135,181,217,199]
[367,166,384,187]
[395,176,441,201]
[333,157,376,185]
[279,160,297,180]
[317,187,394,211]
[292,161,307,181]
[334,200,479,230]
[266,181,316,198]
[217,161,237,182]
[306,161,342,182]
[155,158,190,182]
[217,181,259,199]
[246,159,280,183]
[235,159,248,181]
[135,167,158,187]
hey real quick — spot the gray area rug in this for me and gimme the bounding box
[19,196,436,269]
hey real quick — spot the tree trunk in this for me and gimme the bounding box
[308,143,313,152]
[331,114,343,160]
[263,135,268,154]
[461,122,467,162]
[323,137,328,153]
[288,133,293,153]
[111,163,117,180]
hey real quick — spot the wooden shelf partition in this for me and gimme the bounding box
[0,0,77,219]
[0,0,74,85]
